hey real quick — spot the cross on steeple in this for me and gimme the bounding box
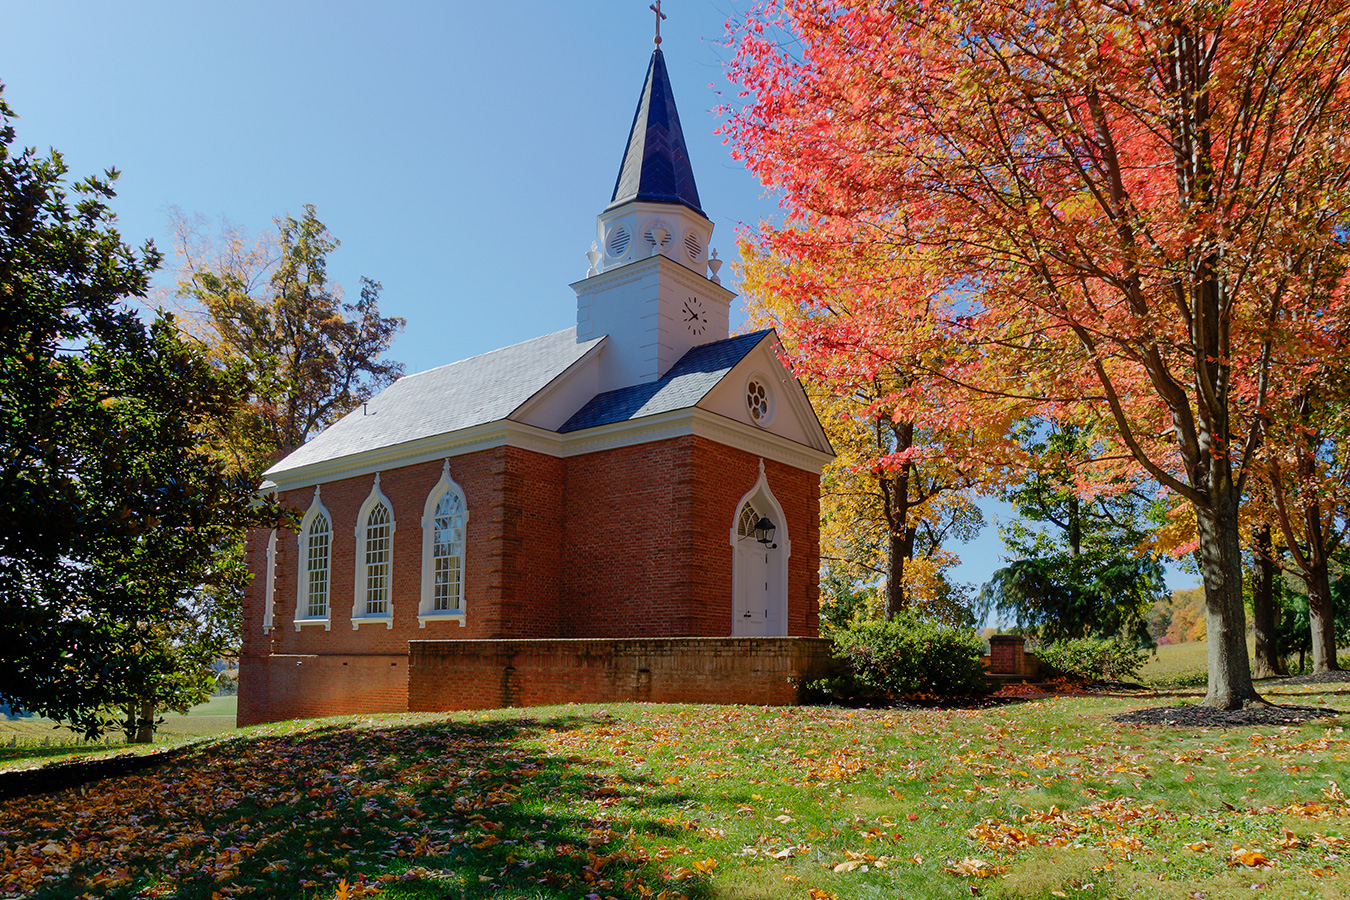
[650,0,666,46]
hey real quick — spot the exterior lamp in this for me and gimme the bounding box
[753,516,777,546]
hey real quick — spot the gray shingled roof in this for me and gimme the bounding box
[266,328,603,478]
[560,330,771,432]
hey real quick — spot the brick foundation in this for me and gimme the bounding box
[237,653,409,726]
[407,637,834,711]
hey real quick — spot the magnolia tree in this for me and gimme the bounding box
[726,0,1350,707]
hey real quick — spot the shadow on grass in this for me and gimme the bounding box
[9,713,711,900]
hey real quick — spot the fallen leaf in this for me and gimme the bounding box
[1228,848,1274,868]
[945,857,1007,878]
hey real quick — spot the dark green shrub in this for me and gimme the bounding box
[1034,637,1147,682]
[827,613,993,701]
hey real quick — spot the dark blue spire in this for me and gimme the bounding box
[608,48,704,217]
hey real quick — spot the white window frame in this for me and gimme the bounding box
[262,528,278,633]
[352,473,396,629]
[294,486,333,630]
[419,460,469,627]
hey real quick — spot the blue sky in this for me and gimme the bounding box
[0,1,1194,596]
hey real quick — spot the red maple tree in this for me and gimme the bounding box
[725,0,1350,706]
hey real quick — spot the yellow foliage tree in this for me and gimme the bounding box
[738,243,1013,623]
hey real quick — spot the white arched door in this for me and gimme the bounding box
[730,461,790,637]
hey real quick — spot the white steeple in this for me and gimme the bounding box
[573,42,735,393]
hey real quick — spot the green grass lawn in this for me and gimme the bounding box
[2,687,1349,900]
[0,696,238,769]
[1140,641,1216,687]
[1140,640,1350,688]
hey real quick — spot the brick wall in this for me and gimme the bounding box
[495,447,565,638]
[407,637,835,711]
[560,438,697,635]
[238,451,513,725]
[236,653,409,726]
[239,433,824,725]
[687,437,821,637]
[989,635,1026,675]
[560,435,821,638]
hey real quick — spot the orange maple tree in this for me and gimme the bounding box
[724,0,1350,707]
[738,241,1018,618]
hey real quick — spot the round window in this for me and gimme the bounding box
[746,379,771,424]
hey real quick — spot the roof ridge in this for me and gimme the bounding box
[399,327,585,381]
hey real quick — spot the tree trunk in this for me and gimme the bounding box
[886,528,907,616]
[1250,525,1287,679]
[883,418,916,618]
[1305,561,1340,673]
[130,700,155,744]
[1193,492,1264,708]
[1300,492,1341,673]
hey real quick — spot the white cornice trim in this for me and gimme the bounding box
[570,253,736,304]
[265,408,832,495]
[689,410,835,473]
[265,420,566,492]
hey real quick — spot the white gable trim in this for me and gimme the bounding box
[697,335,832,455]
[508,336,608,431]
[351,474,396,629]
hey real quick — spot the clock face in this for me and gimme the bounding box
[682,295,708,336]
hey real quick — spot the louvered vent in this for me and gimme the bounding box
[607,226,631,258]
[685,232,703,263]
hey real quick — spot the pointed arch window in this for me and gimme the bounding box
[420,460,469,626]
[352,474,396,628]
[307,516,331,616]
[431,492,464,611]
[295,487,332,630]
[363,504,392,614]
[736,501,758,539]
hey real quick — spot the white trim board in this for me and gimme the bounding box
[263,408,833,494]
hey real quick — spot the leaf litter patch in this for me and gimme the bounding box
[1113,704,1338,728]
[1276,670,1350,686]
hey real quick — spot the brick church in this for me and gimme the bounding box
[237,36,834,726]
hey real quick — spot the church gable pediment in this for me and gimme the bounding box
[508,337,607,431]
[695,334,832,456]
[558,330,770,433]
